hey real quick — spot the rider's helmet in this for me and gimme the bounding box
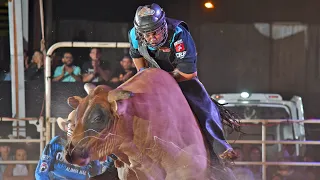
[134,3,168,48]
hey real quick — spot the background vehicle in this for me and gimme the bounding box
[211,92,306,160]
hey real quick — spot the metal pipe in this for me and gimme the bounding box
[51,119,55,138]
[0,139,43,143]
[46,42,130,56]
[261,121,267,180]
[40,117,44,159]
[234,161,320,166]
[45,53,51,145]
[12,0,19,118]
[239,119,320,123]
[39,0,45,40]
[8,0,26,137]
[0,161,38,164]
[227,140,320,145]
[0,117,39,121]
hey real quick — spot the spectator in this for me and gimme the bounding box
[7,135,39,161]
[232,147,254,180]
[280,139,298,161]
[2,70,10,82]
[0,143,14,180]
[271,157,304,180]
[3,147,34,180]
[110,55,137,86]
[25,50,44,81]
[82,48,111,83]
[52,52,82,82]
[51,52,62,74]
[301,153,317,180]
[248,146,262,180]
[24,50,29,70]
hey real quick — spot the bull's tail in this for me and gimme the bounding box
[211,99,241,133]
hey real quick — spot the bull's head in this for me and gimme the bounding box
[64,83,134,166]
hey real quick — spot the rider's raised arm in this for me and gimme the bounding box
[170,26,198,81]
[128,28,148,72]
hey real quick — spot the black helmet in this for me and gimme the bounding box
[134,3,168,48]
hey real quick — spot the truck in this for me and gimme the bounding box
[211,92,306,160]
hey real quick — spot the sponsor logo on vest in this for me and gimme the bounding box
[176,51,186,59]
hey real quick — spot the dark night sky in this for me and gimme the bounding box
[53,0,184,22]
[52,0,320,23]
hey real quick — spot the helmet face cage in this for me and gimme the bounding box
[135,18,168,48]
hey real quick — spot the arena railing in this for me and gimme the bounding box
[227,119,320,180]
[48,117,320,180]
[0,117,44,165]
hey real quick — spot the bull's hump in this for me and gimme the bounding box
[119,68,178,93]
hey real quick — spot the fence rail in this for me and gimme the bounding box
[234,161,320,166]
[0,117,40,121]
[228,119,320,180]
[0,161,39,164]
[0,117,44,167]
[227,140,320,144]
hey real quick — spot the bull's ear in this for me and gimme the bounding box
[67,96,83,109]
[57,117,68,132]
[107,89,134,103]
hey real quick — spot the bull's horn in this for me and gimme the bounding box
[67,110,77,122]
[57,117,67,132]
[84,83,96,94]
[107,89,134,102]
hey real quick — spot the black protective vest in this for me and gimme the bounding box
[138,18,189,70]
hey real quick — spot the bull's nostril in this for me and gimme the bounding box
[65,153,73,164]
[63,142,90,165]
[64,142,75,164]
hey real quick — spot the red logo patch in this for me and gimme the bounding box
[174,39,185,52]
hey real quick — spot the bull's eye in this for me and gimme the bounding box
[91,115,103,123]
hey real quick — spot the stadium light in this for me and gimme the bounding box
[204,2,214,9]
[240,92,250,99]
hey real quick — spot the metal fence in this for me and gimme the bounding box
[228,119,320,180]
[0,117,44,165]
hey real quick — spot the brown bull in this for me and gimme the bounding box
[64,68,217,179]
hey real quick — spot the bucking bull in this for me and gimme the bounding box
[64,68,232,180]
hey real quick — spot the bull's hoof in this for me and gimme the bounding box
[219,149,238,161]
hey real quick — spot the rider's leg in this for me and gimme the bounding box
[177,78,235,160]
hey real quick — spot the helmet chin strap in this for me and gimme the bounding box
[146,34,168,49]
